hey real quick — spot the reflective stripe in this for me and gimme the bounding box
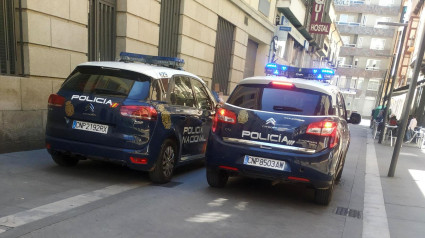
[222,137,316,154]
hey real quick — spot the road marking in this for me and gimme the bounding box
[363,133,390,238]
[0,183,143,233]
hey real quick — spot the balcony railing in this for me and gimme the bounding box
[336,67,386,78]
[337,24,395,38]
[339,47,391,57]
[336,21,361,26]
[335,2,400,15]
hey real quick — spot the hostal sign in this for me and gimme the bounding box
[309,0,330,35]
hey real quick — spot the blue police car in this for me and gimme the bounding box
[46,52,217,183]
[205,64,361,205]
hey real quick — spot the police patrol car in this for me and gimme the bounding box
[205,63,361,205]
[46,52,217,183]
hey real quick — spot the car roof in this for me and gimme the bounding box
[79,61,203,81]
[238,76,340,105]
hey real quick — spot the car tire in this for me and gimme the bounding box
[314,180,334,206]
[206,167,229,188]
[149,139,177,184]
[51,153,79,167]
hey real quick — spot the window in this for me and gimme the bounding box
[357,78,364,89]
[350,77,357,89]
[367,79,381,91]
[366,59,381,70]
[169,76,195,107]
[337,57,346,67]
[61,66,151,100]
[258,0,270,17]
[370,38,386,50]
[361,15,367,26]
[357,37,363,48]
[88,0,116,61]
[191,79,213,110]
[379,0,394,6]
[337,93,347,119]
[341,36,350,45]
[0,0,21,75]
[227,85,333,116]
[339,14,348,23]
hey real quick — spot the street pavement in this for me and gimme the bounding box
[0,122,423,238]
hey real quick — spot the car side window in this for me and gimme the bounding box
[191,78,213,110]
[337,93,347,120]
[150,79,162,101]
[168,76,196,107]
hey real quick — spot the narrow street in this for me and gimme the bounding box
[0,125,368,238]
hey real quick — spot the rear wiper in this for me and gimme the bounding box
[273,106,303,112]
[93,88,127,96]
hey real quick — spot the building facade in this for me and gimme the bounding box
[332,0,402,117]
[0,0,278,153]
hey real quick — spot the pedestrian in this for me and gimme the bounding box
[405,115,417,142]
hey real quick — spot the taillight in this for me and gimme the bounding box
[212,108,237,133]
[120,106,158,120]
[48,94,65,107]
[306,121,339,148]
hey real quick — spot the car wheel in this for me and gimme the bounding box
[206,167,229,188]
[51,153,79,167]
[314,180,334,206]
[149,139,177,184]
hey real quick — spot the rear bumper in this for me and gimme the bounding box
[205,134,339,189]
[46,135,155,171]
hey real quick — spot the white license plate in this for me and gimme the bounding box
[72,120,108,134]
[243,155,285,171]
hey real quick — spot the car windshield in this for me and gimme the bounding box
[227,84,333,116]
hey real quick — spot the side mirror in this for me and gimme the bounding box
[348,112,361,124]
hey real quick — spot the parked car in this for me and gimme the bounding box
[205,64,361,205]
[46,52,217,183]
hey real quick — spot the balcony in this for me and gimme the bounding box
[339,47,392,58]
[336,24,395,37]
[336,67,387,78]
[334,1,400,15]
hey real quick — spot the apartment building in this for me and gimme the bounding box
[332,0,402,116]
[274,0,343,69]
[0,0,277,153]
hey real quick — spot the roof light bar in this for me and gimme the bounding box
[119,52,185,69]
[265,63,334,80]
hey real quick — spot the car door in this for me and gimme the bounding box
[190,78,215,156]
[167,76,200,159]
[337,93,349,151]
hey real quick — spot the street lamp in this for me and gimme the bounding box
[377,21,408,144]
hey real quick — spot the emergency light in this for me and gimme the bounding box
[119,52,185,69]
[265,63,334,80]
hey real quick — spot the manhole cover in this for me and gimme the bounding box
[335,207,362,219]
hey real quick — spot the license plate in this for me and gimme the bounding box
[72,120,108,134]
[243,155,285,171]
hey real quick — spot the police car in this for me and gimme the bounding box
[205,64,361,205]
[46,52,217,183]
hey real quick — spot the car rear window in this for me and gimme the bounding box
[227,84,333,116]
[61,66,151,100]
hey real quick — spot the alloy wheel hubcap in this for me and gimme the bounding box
[162,146,175,177]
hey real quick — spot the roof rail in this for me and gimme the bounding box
[119,52,185,70]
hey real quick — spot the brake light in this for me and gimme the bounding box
[130,157,148,164]
[48,94,65,107]
[271,81,294,89]
[120,106,157,120]
[219,165,239,171]
[212,108,237,132]
[306,120,339,148]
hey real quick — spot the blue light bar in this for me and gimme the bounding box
[321,69,334,74]
[264,63,335,80]
[119,52,185,69]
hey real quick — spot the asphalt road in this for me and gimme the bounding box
[0,125,368,238]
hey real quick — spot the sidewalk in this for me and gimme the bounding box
[368,120,425,238]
